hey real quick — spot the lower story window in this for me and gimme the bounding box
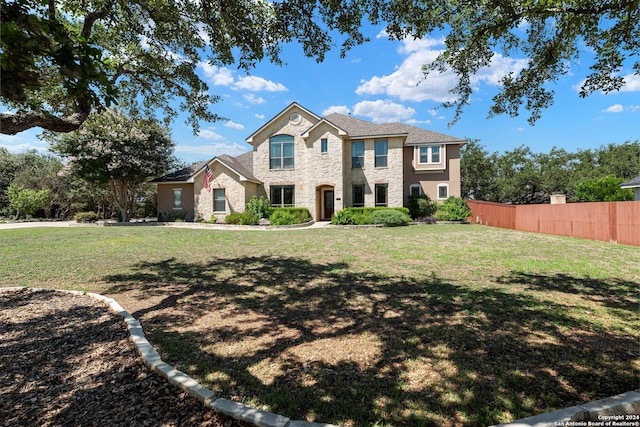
[271,185,295,207]
[438,183,449,200]
[375,184,388,207]
[172,188,182,209]
[213,188,225,212]
[409,184,423,197]
[352,184,364,207]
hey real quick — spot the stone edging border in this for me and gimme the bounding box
[2,287,638,427]
[0,287,338,427]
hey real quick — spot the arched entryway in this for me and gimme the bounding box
[316,185,335,221]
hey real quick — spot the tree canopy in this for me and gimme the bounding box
[2,0,638,134]
[461,140,640,204]
[48,110,175,222]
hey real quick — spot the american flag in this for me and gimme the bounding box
[203,164,213,191]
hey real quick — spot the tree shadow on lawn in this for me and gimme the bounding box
[105,257,638,427]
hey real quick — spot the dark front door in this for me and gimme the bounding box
[323,190,334,220]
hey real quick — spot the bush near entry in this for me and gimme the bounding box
[269,207,312,225]
[331,207,410,226]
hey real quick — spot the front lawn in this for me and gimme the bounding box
[1,225,638,426]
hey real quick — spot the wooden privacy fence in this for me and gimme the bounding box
[466,200,640,246]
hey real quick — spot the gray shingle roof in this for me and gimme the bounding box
[324,113,466,145]
[150,152,260,184]
[620,176,640,188]
[149,160,209,183]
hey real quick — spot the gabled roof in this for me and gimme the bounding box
[620,176,640,189]
[150,152,260,184]
[323,113,466,145]
[245,102,321,144]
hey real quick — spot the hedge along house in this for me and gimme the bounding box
[152,102,466,222]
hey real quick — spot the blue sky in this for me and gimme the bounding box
[2,25,639,164]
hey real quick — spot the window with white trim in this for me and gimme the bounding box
[270,135,294,169]
[213,189,225,212]
[375,184,388,207]
[352,141,364,168]
[271,185,295,207]
[374,140,388,167]
[418,145,443,164]
[437,183,449,200]
[321,138,328,153]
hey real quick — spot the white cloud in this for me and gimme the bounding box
[405,118,432,125]
[356,37,527,103]
[197,128,224,140]
[255,113,265,120]
[352,100,416,123]
[630,105,640,112]
[620,73,640,92]
[175,142,250,158]
[225,121,244,130]
[243,93,265,104]
[323,105,350,115]
[199,62,235,86]
[603,104,624,113]
[234,76,287,92]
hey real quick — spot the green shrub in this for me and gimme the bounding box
[246,195,273,218]
[332,207,410,225]
[269,207,312,225]
[74,211,99,223]
[407,194,437,219]
[225,211,259,225]
[435,197,472,221]
[158,210,189,222]
[331,209,355,225]
[369,209,411,226]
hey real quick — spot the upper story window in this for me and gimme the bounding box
[352,141,364,168]
[418,145,443,164]
[375,140,388,168]
[321,138,328,153]
[270,135,294,169]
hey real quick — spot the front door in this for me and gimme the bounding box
[323,190,334,220]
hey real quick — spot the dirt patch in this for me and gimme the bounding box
[0,288,249,427]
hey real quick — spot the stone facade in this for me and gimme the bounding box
[154,102,466,222]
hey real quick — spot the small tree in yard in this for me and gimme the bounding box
[49,110,175,222]
[7,184,49,219]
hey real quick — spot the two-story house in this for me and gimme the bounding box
[153,102,466,222]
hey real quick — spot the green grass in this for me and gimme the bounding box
[0,224,638,426]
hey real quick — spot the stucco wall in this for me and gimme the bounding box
[156,183,194,221]
[403,144,462,205]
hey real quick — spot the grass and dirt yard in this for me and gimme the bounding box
[0,224,638,426]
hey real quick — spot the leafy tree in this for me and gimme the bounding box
[460,139,498,201]
[6,184,50,219]
[573,175,634,202]
[0,148,18,215]
[2,1,638,134]
[493,145,544,204]
[49,110,175,222]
